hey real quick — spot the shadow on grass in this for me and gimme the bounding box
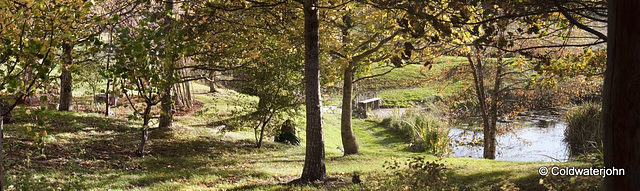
[150,134,275,157]
[10,107,135,133]
[364,121,410,149]
[126,134,282,187]
[227,182,291,191]
[447,167,602,190]
[5,108,140,163]
[509,168,603,191]
[447,170,514,190]
[227,174,358,191]
[190,112,255,132]
[2,109,285,190]
[4,109,149,189]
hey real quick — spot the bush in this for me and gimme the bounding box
[381,108,449,156]
[362,157,449,190]
[564,102,602,157]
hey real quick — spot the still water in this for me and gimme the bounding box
[448,119,569,162]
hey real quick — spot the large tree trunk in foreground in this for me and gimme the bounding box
[299,0,327,183]
[59,42,73,111]
[604,0,640,189]
[340,67,360,155]
[135,105,152,156]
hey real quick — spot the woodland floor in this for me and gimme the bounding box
[2,56,603,190]
[2,85,602,190]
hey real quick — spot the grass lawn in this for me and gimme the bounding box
[356,56,470,108]
[2,83,602,190]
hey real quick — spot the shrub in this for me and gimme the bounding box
[381,108,449,156]
[564,102,602,158]
[365,157,449,190]
[539,172,603,190]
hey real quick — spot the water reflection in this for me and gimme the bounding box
[448,119,569,162]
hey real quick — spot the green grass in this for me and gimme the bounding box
[355,56,469,107]
[378,87,440,107]
[3,85,602,190]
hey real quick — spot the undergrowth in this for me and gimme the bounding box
[564,102,602,163]
[380,108,450,156]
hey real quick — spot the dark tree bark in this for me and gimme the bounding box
[604,0,640,189]
[1,115,4,190]
[340,66,360,155]
[299,0,327,183]
[256,121,267,148]
[59,42,74,111]
[0,101,10,124]
[135,104,152,156]
[256,111,275,149]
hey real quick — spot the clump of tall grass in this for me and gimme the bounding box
[380,108,449,156]
[564,102,602,157]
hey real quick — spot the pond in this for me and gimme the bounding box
[448,118,569,162]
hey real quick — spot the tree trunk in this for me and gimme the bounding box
[256,112,275,149]
[106,28,113,116]
[182,69,193,108]
[180,82,188,108]
[173,85,182,108]
[59,42,73,111]
[1,115,4,191]
[255,98,266,147]
[256,121,266,148]
[105,40,111,117]
[467,53,496,159]
[135,105,152,156]
[488,56,503,160]
[1,101,10,124]
[185,81,192,108]
[159,63,174,128]
[604,0,640,189]
[208,70,217,93]
[158,0,174,128]
[340,67,360,155]
[299,0,327,183]
[158,88,173,128]
[106,77,110,116]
